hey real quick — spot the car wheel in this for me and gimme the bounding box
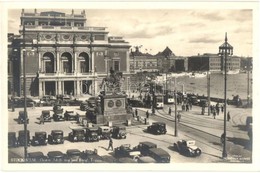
[195,149,202,156]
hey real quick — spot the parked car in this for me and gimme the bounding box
[76,113,87,126]
[48,130,64,144]
[85,127,99,142]
[41,110,51,122]
[246,116,252,130]
[38,95,56,106]
[199,99,208,107]
[188,95,199,105]
[18,111,29,124]
[80,101,88,111]
[27,152,48,163]
[65,149,83,163]
[98,126,111,140]
[81,149,104,163]
[18,130,30,146]
[64,110,78,121]
[47,151,65,163]
[101,155,117,163]
[8,132,18,148]
[111,125,127,139]
[133,141,157,156]
[114,144,141,160]
[148,148,171,163]
[53,105,64,121]
[137,156,157,163]
[68,129,85,142]
[147,122,167,135]
[31,131,48,146]
[15,97,36,107]
[173,139,202,157]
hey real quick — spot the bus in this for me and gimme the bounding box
[153,94,164,109]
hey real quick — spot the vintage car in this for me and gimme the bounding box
[31,131,48,146]
[8,132,18,148]
[98,126,111,140]
[198,99,208,107]
[76,113,88,126]
[27,152,48,163]
[38,95,57,107]
[65,149,83,163]
[111,125,127,139]
[147,122,167,135]
[114,144,141,160]
[53,105,64,121]
[148,148,171,163]
[68,129,85,142]
[47,151,65,163]
[81,149,104,163]
[18,130,30,146]
[15,97,36,108]
[48,130,64,144]
[18,111,29,124]
[173,140,202,157]
[127,98,145,108]
[41,110,51,122]
[64,110,78,121]
[85,127,99,142]
[133,141,157,156]
[137,156,157,163]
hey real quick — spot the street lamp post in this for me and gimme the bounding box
[246,58,252,107]
[207,71,211,116]
[174,77,178,137]
[219,32,233,159]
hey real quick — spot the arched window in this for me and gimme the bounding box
[79,52,90,73]
[61,52,72,73]
[43,52,55,73]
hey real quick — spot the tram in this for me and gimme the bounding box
[153,94,164,109]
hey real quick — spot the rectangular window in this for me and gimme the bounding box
[95,35,105,40]
[114,61,120,71]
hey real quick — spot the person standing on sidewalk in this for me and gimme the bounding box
[177,111,181,122]
[227,111,231,121]
[168,107,172,116]
[107,138,113,151]
[39,114,44,125]
[146,110,150,119]
[135,108,138,117]
[213,109,216,119]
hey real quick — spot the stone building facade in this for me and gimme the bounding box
[8,9,131,97]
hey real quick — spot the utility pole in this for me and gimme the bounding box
[174,77,178,137]
[207,71,211,116]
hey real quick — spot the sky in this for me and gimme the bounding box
[8,9,253,57]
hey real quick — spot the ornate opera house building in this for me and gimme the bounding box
[8,9,131,97]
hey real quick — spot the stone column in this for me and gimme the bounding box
[42,81,45,96]
[61,81,64,95]
[39,79,42,97]
[55,81,58,95]
[56,51,60,73]
[74,52,77,73]
[76,80,80,96]
[58,81,62,95]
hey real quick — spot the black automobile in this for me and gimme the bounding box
[173,140,202,157]
[98,126,112,140]
[114,144,141,160]
[147,122,167,135]
[17,130,30,146]
[189,95,199,105]
[85,127,99,142]
[53,105,64,121]
[80,101,88,111]
[68,129,85,142]
[64,110,78,121]
[15,97,36,107]
[127,98,145,107]
[148,148,171,163]
[41,110,51,122]
[81,149,104,163]
[66,149,83,163]
[133,141,157,156]
[48,130,64,144]
[8,132,18,148]
[39,95,57,107]
[31,132,48,146]
[27,152,48,163]
[47,151,65,163]
[18,111,29,124]
[199,99,208,107]
[111,126,127,139]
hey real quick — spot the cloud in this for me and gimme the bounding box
[189,11,224,21]
[189,36,222,43]
[180,22,205,28]
[229,9,252,22]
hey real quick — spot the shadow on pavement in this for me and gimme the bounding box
[227,137,252,151]
[211,141,222,146]
[233,125,247,131]
[201,152,222,159]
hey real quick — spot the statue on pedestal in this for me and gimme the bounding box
[100,68,123,95]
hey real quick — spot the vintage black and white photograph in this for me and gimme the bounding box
[1,1,259,172]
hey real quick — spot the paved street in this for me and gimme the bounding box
[8,101,252,163]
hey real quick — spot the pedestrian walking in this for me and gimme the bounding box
[135,108,138,117]
[40,114,44,125]
[210,105,213,113]
[216,107,220,115]
[177,112,181,122]
[107,138,113,151]
[186,104,189,111]
[221,105,224,113]
[146,110,150,119]
[182,104,185,111]
[227,111,231,121]
[168,107,172,115]
[213,109,216,119]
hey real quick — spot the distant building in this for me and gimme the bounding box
[8,9,131,97]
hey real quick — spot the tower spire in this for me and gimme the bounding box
[225,32,228,42]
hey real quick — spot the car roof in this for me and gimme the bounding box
[18,130,29,134]
[8,132,16,135]
[152,122,165,125]
[52,130,63,133]
[66,149,81,155]
[47,151,64,157]
[28,152,45,157]
[35,131,47,135]
[140,141,157,147]
[42,110,50,113]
